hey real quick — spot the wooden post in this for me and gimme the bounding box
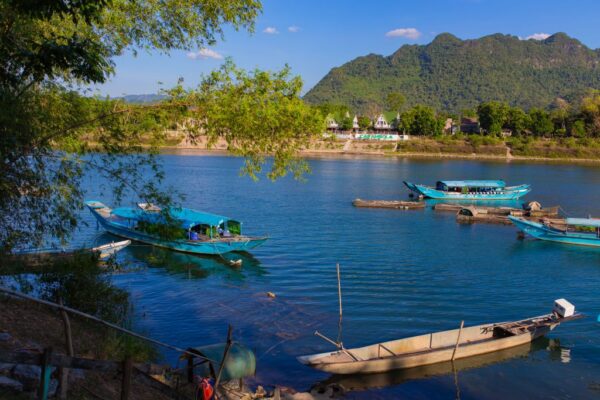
[59,298,74,399]
[214,325,233,390]
[451,321,464,361]
[121,356,133,400]
[39,347,53,400]
[336,263,343,346]
[187,355,194,383]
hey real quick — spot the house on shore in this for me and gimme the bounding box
[325,114,339,131]
[460,117,480,134]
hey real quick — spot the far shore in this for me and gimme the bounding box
[159,145,600,165]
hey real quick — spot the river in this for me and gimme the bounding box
[79,154,600,399]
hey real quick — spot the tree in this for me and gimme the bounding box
[571,120,586,138]
[505,107,530,136]
[401,105,443,136]
[477,101,509,135]
[580,90,600,136]
[339,116,354,131]
[528,108,554,136]
[357,116,372,131]
[0,1,327,254]
[385,92,406,113]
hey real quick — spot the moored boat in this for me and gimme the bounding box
[352,199,425,210]
[404,180,530,200]
[298,299,580,375]
[509,215,600,247]
[85,200,268,255]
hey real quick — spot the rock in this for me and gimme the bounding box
[0,363,15,375]
[0,332,11,342]
[0,375,23,392]
[12,364,42,391]
[267,292,276,299]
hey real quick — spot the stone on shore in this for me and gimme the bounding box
[0,375,23,392]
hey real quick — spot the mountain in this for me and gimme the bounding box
[303,33,600,113]
[118,94,167,104]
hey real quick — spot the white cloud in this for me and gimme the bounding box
[186,48,223,60]
[385,28,421,39]
[288,25,300,33]
[263,27,279,34]
[525,32,551,40]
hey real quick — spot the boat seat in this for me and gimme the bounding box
[493,326,517,338]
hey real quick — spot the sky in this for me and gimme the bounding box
[91,0,600,97]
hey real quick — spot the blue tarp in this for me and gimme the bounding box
[438,180,506,188]
[111,206,232,228]
[565,218,600,228]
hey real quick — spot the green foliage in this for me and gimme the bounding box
[385,92,406,112]
[171,59,324,180]
[356,116,370,130]
[571,120,586,138]
[401,105,443,136]
[36,253,129,323]
[339,116,354,131]
[528,108,554,136]
[137,219,186,240]
[477,101,509,135]
[304,32,600,114]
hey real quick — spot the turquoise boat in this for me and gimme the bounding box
[404,180,530,200]
[85,201,268,255]
[509,216,600,247]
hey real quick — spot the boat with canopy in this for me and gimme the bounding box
[509,215,600,247]
[403,180,530,200]
[85,201,268,255]
[298,299,580,375]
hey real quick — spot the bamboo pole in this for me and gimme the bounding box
[451,321,465,361]
[58,298,74,399]
[39,347,53,400]
[0,287,214,362]
[336,263,343,346]
[214,325,233,390]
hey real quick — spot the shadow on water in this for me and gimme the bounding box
[121,241,267,281]
[312,337,566,394]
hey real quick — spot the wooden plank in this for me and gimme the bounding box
[121,357,133,400]
[0,350,122,372]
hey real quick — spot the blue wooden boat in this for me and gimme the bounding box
[403,180,530,200]
[509,216,600,247]
[85,201,268,255]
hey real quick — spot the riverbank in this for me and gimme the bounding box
[162,136,600,165]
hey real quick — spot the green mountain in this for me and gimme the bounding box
[304,33,600,114]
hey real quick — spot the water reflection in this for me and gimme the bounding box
[123,243,266,281]
[312,337,564,394]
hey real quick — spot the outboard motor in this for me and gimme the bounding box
[553,298,575,318]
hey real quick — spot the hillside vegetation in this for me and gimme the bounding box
[304,33,600,113]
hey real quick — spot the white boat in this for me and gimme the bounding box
[298,299,581,375]
[91,240,131,259]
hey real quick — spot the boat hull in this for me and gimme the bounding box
[298,313,569,375]
[87,204,268,255]
[509,216,600,247]
[404,181,530,200]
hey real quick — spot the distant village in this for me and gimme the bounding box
[325,111,482,141]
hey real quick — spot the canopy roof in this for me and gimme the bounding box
[111,206,234,228]
[438,180,506,188]
[565,218,600,228]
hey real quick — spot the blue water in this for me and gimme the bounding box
[78,155,600,399]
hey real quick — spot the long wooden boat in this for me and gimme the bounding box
[404,180,530,200]
[509,215,600,247]
[9,240,131,265]
[298,300,580,375]
[85,200,268,255]
[352,199,425,210]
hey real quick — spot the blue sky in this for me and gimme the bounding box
[91,0,600,97]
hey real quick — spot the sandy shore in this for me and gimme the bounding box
[160,145,600,165]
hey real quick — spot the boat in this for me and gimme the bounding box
[85,200,268,255]
[352,199,425,210]
[6,240,131,268]
[403,180,530,200]
[509,215,600,247]
[298,299,580,375]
